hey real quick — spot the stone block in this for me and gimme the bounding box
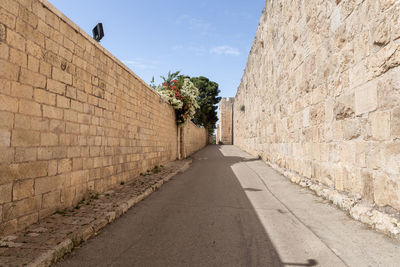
[14,114,32,130]
[371,16,390,46]
[64,109,78,122]
[32,116,50,130]
[48,160,57,176]
[384,143,400,175]
[0,128,11,146]
[34,88,56,105]
[334,93,354,120]
[27,55,39,72]
[56,95,70,108]
[17,212,38,232]
[355,81,377,115]
[2,195,41,221]
[342,119,360,140]
[47,79,65,95]
[26,40,42,59]
[0,111,13,128]
[61,186,75,207]
[65,122,79,134]
[390,3,400,40]
[13,179,34,201]
[45,37,59,54]
[40,132,58,146]
[40,61,52,77]
[6,30,25,51]
[366,43,400,79]
[11,129,40,147]
[18,161,48,179]
[355,142,367,168]
[374,172,400,209]
[0,60,19,81]
[58,158,72,174]
[49,119,65,134]
[41,190,60,209]
[0,164,19,184]
[15,147,36,162]
[9,48,27,68]
[11,82,33,99]
[19,99,41,116]
[371,111,391,140]
[34,174,67,195]
[0,42,9,60]
[66,86,77,99]
[392,107,400,137]
[362,170,374,201]
[70,170,88,186]
[366,143,384,170]
[0,219,17,236]
[20,68,46,88]
[71,100,84,112]
[43,105,63,119]
[52,67,72,85]
[72,158,83,171]
[0,147,14,164]
[0,183,12,204]
[0,3,16,28]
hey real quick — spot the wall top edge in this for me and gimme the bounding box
[221,97,235,103]
[39,0,163,100]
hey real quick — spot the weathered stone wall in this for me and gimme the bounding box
[0,0,206,236]
[217,97,234,144]
[181,123,208,158]
[234,0,400,209]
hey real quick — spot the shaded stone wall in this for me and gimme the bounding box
[181,123,208,158]
[234,0,400,209]
[217,97,234,144]
[0,0,206,236]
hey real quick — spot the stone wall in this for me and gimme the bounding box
[217,97,234,144]
[234,1,400,209]
[181,123,208,158]
[0,0,207,236]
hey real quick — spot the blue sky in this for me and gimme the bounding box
[48,0,265,98]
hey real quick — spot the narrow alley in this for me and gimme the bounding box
[57,146,400,267]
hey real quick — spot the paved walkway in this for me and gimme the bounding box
[57,145,400,267]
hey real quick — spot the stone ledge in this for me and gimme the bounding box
[265,161,400,242]
[0,159,192,267]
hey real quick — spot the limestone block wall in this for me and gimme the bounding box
[181,122,208,158]
[217,97,234,144]
[0,0,207,236]
[234,1,400,209]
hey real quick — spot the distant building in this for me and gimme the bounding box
[217,97,234,145]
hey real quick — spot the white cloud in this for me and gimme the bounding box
[210,46,240,56]
[172,45,184,50]
[175,15,212,35]
[122,59,160,70]
[172,44,206,56]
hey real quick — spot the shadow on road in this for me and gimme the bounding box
[57,145,318,267]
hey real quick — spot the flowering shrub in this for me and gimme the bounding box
[154,71,199,126]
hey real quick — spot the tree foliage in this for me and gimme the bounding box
[151,71,199,126]
[190,76,221,134]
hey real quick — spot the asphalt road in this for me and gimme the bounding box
[57,145,400,267]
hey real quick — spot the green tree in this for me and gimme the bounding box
[190,76,221,134]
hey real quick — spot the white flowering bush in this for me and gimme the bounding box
[154,71,199,126]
